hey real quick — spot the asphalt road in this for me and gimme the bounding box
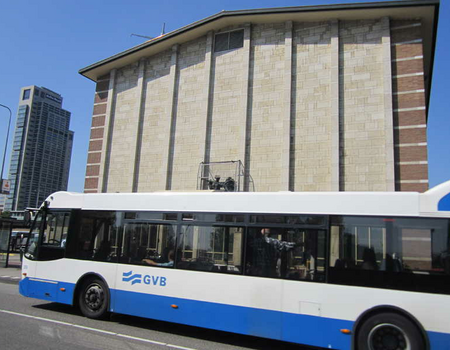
[0,281,312,350]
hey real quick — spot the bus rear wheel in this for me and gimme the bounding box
[357,312,424,350]
[78,278,109,319]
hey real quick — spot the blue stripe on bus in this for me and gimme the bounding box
[20,278,450,349]
[428,331,450,349]
[112,288,353,349]
[438,193,450,211]
[19,278,74,305]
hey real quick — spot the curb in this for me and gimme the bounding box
[0,276,21,285]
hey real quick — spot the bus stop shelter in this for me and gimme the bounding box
[0,217,18,268]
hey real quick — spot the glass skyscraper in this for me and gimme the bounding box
[5,86,74,211]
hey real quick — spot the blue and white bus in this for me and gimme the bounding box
[19,181,450,350]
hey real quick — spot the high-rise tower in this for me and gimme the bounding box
[5,86,74,211]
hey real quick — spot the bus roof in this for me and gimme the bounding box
[43,180,450,218]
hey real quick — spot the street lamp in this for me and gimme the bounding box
[0,103,12,189]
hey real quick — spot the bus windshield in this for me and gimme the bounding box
[24,209,44,260]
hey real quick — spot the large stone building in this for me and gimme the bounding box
[79,0,439,194]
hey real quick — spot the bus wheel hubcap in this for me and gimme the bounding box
[84,284,104,311]
[368,324,410,350]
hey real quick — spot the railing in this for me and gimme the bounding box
[197,160,255,192]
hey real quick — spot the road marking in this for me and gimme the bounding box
[0,309,198,350]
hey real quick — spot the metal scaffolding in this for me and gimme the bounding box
[197,160,254,192]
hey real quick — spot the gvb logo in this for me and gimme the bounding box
[122,271,142,285]
[122,271,167,287]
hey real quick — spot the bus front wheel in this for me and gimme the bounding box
[357,312,424,350]
[78,278,109,319]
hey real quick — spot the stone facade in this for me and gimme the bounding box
[249,23,286,192]
[293,21,333,191]
[84,15,431,194]
[340,19,391,191]
[138,50,173,192]
[171,37,208,190]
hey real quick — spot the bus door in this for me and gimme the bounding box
[38,211,70,261]
[114,219,177,317]
[22,209,45,278]
[27,210,70,301]
[280,222,327,346]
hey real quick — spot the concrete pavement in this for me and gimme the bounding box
[0,260,22,284]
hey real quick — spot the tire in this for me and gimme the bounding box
[78,278,109,319]
[357,312,424,350]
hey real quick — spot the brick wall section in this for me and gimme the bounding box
[393,92,425,110]
[391,19,428,192]
[137,49,172,192]
[86,165,100,177]
[399,183,428,192]
[292,21,332,191]
[96,80,109,93]
[394,128,426,144]
[394,109,426,127]
[392,59,424,76]
[93,103,107,115]
[89,140,103,152]
[87,152,101,164]
[392,75,424,92]
[397,145,427,162]
[84,177,99,191]
[84,76,109,193]
[391,23,422,42]
[92,115,106,127]
[398,164,427,180]
[90,127,104,139]
[94,91,108,104]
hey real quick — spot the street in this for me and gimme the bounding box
[0,281,312,350]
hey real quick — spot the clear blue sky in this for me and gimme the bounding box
[0,0,448,192]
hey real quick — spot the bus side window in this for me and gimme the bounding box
[329,217,385,271]
[245,227,325,281]
[286,229,326,282]
[69,211,120,262]
[329,216,450,294]
[121,223,176,267]
[395,218,450,276]
[177,225,243,274]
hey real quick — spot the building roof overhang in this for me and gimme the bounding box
[79,0,439,106]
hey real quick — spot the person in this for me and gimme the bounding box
[249,228,300,277]
[93,239,110,261]
[142,250,174,267]
[361,247,378,270]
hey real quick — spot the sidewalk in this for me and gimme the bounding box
[0,260,22,285]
